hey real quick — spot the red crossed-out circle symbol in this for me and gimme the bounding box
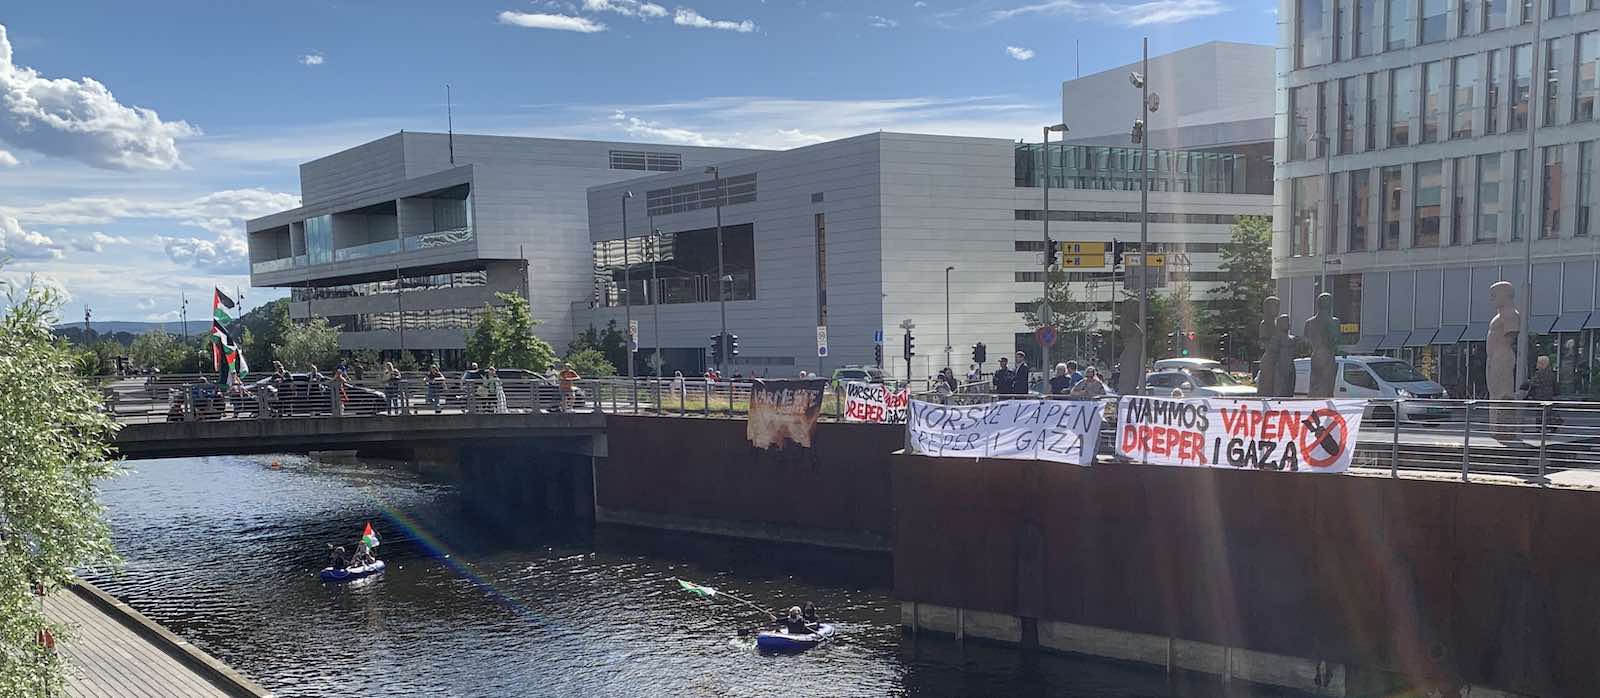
[1298,407,1350,469]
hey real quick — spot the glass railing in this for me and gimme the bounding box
[403,227,473,251]
[333,239,400,262]
[251,255,304,273]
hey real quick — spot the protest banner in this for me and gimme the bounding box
[843,381,910,424]
[1114,396,1366,473]
[747,379,827,449]
[905,398,1104,466]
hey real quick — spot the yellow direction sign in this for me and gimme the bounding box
[1058,253,1107,269]
[1058,241,1107,255]
[1127,253,1166,267]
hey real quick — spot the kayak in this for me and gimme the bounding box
[756,623,836,653]
[319,560,385,582]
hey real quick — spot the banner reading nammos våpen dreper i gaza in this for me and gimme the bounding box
[906,399,1104,466]
[1114,396,1367,473]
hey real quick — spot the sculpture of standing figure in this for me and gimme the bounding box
[1117,302,1145,395]
[1486,281,1522,401]
[1275,314,1297,397]
[1304,292,1339,397]
[1257,296,1282,396]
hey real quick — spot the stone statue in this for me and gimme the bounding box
[1257,296,1281,397]
[1304,292,1339,397]
[1117,302,1144,395]
[1486,280,1521,401]
[1275,314,1297,397]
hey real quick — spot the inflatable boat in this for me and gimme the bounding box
[755,623,836,653]
[319,560,385,582]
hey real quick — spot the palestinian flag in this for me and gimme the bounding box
[213,288,239,327]
[361,522,380,549]
[209,288,248,379]
[676,578,716,598]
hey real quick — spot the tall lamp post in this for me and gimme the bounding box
[944,266,955,373]
[649,223,663,379]
[1129,38,1158,394]
[621,191,635,382]
[1042,123,1068,380]
[1516,0,1549,396]
[705,166,729,374]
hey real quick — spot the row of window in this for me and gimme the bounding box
[1014,271,1236,282]
[1290,36,1600,161]
[1288,141,1598,254]
[645,173,757,217]
[1013,210,1245,225]
[609,150,683,172]
[1013,241,1229,253]
[1296,0,1592,70]
[325,308,485,333]
[1013,143,1273,195]
[290,271,488,302]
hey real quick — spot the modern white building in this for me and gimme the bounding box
[1275,0,1600,397]
[244,132,759,366]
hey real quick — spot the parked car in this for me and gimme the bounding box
[1152,357,1224,372]
[1293,356,1447,422]
[831,365,889,386]
[454,368,589,412]
[250,373,386,416]
[1145,367,1257,398]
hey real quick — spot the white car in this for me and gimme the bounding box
[1293,356,1447,422]
[1152,357,1224,372]
[1145,367,1258,398]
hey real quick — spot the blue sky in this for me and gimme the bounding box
[0,0,1275,322]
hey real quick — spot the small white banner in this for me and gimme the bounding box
[1114,396,1366,473]
[906,398,1104,466]
[844,381,909,424]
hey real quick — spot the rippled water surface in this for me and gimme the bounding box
[90,455,1303,697]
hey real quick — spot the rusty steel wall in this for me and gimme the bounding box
[892,453,1600,696]
[601,416,902,538]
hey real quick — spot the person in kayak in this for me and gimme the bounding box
[350,541,377,567]
[801,602,819,624]
[328,546,350,570]
[777,606,811,635]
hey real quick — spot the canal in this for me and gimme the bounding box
[90,455,1308,697]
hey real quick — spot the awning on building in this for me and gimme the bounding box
[1377,331,1409,350]
[1461,322,1491,341]
[1404,329,1437,346]
[1431,325,1467,345]
[1527,315,1557,335]
[1586,311,1600,329]
[1553,312,1591,333]
[1347,335,1382,353]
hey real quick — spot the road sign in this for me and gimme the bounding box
[1058,253,1106,269]
[817,325,829,357]
[1035,326,1058,347]
[899,318,916,331]
[1125,253,1166,267]
[1059,241,1107,254]
[873,329,884,343]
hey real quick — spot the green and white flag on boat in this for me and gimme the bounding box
[676,578,716,598]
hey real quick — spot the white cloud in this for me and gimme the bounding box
[1006,46,1036,60]
[610,110,740,147]
[144,309,180,322]
[67,231,131,253]
[9,188,300,227]
[869,15,900,27]
[0,23,199,170]
[673,8,757,32]
[915,1,928,6]
[0,149,16,167]
[299,53,325,66]
[136,297,158,310]
[582,0,668,17]
[0,214,61,259]
[990,0,1226,25]
[497,10,609,32]
[0,270,71,305]
[158,228,248,273]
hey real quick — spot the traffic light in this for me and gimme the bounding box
[874,343,884,367]
[1044,233,1056,268]
[1217,333,1230,358]
[1111,239,1123,268]
[728,333,740,357]
[1182,331,1196,357]
[903,330,916,363]
[972,342,987,365]
[1166,332,1176,354]
[709,334,723,366]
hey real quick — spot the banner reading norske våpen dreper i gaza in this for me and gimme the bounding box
[1114,396,1367,473]
[843,381,909,424]
[906,399,1104,466]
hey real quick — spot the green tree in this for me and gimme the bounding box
[1022,272,1099,341]
[1207,215,1273,363]
[568,320,628,375]
[236,298,288,369]
[0,279,121,696]
[273,316,341,369]
[563,348,617,377]
[128,330,187,372]
[466,293,556,371]
[395,350,420,371]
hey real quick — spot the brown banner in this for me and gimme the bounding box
[746,378,826,449]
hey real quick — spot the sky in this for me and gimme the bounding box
[0,0,1276,323]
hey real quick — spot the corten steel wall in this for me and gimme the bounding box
[601,416,902,540]
[892,453,1600,696]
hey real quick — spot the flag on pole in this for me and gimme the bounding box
[210,288,248,379]
[361,522,380,549]
[676,578,716,598]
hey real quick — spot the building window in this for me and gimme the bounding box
[1299,0,1327,67]
[1421,61,1446,143]
[1579,33,1599,122]
[1350,168,1371,250]
[1357,0,1378,55]
[1477,153,1503,241]
[1453,56,1478,138]
[1581,142,1595,236]
[1387,0,1411,50]
[1452,157,1471,244]
[1487,0,1508,29]
[815,213,827,326]
[1520,0,1532,22]
[1488,49,1505,134]
[1015,271,1047,283]
[1335,0,1349,60]
[1339,78,1358,153]
[1382,166,1404,249]
[645,173,757,216]
[1367,73,1383,150]
[1293,176,1324,257]
[1290,85,1316,160]
[1511,44,1532,132]
[1460,0,1482,35]
[591,223,757,307]
[1513,149,1529,240]
[1542,145,1564,238]
[305,214,333,266]
[1421,0,1447,43]
[1415,161,1443,247]
[1546,38,1564,127]
[609,150,683,172]
[1550,0,1570,17]
[1391,67,1414,147]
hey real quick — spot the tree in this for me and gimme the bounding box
[236,298,288,369]
[0,278,120,696]
[466,293,556,371]
[568,320,628,375]
[273,316,340,369]
[128,330,187,372]
[564,348,616,377]
[1022,272,1099,340]
[1207,215,1274,363]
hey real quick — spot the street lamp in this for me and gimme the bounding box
[944,266,955,374]
[1042,122,1068,378]
[1516,0,1549,396]
[705,165,728,374]
[1129,38,1159,394]
[622,191,634,382]
[648,219,662,381]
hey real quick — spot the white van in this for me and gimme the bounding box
[1293,356,1447,422]
[1152,357,1223,372]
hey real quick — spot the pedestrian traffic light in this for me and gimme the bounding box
[1181,331,1196,357]
[973,342,987,365]
[1166,332,1176,354]
[1111,239,1123,268]
[874,343,884,367]
[1217,333,1229,358]
[709,334,723,366]
[1044,233,1056,268]
[903,330,916,362]
[728,333,740,357]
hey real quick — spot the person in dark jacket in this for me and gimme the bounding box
[1048,363,1073,395]
[992,357,1014,395]
[1010,352,1032,395]
[1526,355,1558,400]
[777,606,812,634]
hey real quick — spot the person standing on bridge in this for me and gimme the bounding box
[485,366,508,413]
[558,363,581,412]
[384,361,404,414]
[992,357,1013,397]
[426,365,445,413]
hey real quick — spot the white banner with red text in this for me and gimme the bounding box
[1114,396,1366,473]
[906,398,1104,466]
[843,381,909,424]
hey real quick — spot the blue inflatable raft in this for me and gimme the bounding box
[319,560,385,582]
[756,623,836,653]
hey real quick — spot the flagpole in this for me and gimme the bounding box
[675,578,775,619]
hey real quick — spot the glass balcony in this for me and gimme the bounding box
[251,255,304,274]
[403,227,473,251]
[333,239,400,262]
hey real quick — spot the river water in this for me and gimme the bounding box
[89,455,1304,697]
